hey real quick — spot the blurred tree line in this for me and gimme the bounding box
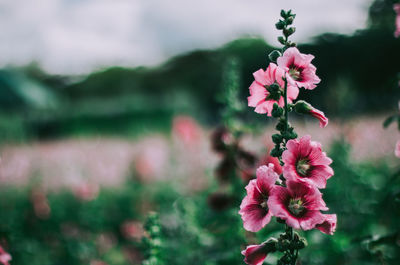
[0,0,399,141]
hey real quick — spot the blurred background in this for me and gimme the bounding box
[0,0,399,264]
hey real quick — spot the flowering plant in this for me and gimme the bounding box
[240,10,336,265]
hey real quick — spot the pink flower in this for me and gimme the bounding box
[395,140,400,158]
[268,180,328,230]
[316,214,337,235]
[248,63,299,116]
[241,243,270,265]
[294,100,328,128]
[73,182,99,201]
[309,108,328,128]
[277,47,320,90]
[239,164,279,232]
[121,221,144,240]
[172,116,202,147]
[282,135,333,189]
[0,246,11,265]
[394,4,400,38]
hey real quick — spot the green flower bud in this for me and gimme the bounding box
[280,10,288,19]
[272,133,283,144]
[275,20,286,30]
[293,100,312,114]
[271,103,284,118]
[268,50,282,62]
[283,27,296,37]
[270,147,282,157]
[286,16,294,25]
[278,36,286,45]
[293,237,308,250]
[275,119,286,131]
[263,238,278,252]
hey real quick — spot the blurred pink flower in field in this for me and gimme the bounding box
[0,246,11,265]
[239,164,279,232]
[31,188,51,219]
[277,47,320,90]
[394,4,400,38]
[248,63,299,116]
[242,243,270,265]
[73,182,99,201]
[90,260,107,265]
[172,116,202,147]
[268,180,328,230]
[395,140,400,158]
[282,135,333,189]
[135,139,168,180]
[121,221,144,240]
[316,214,337,235]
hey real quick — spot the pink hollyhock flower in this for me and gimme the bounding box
[268,180,328,230]
[248,63,299,116]
[316,214,337,235]
[395,140,400,158]
[0,246,11,265]
[394,4,400,38]
[239,164,279,232]
[282,135,333,189]
[242,243,270,265]
[277,47,320,90]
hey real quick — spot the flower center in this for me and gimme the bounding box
[260,201,269,211]
[289,67,301,81]
[288,198,305,216]
[296,159,310,177]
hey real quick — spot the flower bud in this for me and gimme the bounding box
[275,20,286,30]
[294,100,312,113]
[272,134,283,144]
[268,50,282,62]
[286,17,294,25]
[277,36,286,45]
[271,103,283,118]
[275,119,286,132]
[270,147,281,157]
[242,239,277,265]
[294,100,328,128]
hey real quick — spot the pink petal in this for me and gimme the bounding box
[316,214,337,235]
[253,69,268,85]
[248,82,267,107]
[395,140,400,158]
[256,164,279,195]
[242,244,269,265]
[299,210,326,231]
[254,101,274,116]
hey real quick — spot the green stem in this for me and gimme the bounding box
[283,77,297,265]
[283,78,289,138]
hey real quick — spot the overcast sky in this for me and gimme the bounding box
[0,0,373,75]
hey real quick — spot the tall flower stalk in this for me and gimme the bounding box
[240,10,336,265]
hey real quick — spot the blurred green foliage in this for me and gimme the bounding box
[0,140,399,265]
[0,28,399,142]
